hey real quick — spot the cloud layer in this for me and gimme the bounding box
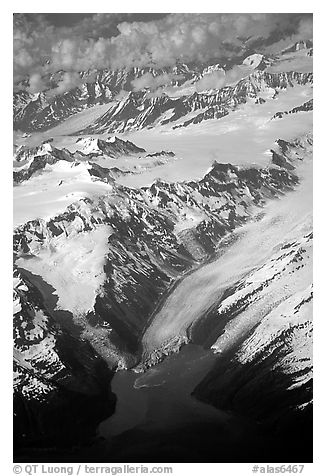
[13,13,313,96]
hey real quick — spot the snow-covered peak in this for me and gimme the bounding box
[14,142,54,162]
[201,64,224,75]
[76,137,102,155]
[39,142,54,154]
[75,135,145,157]
[242,54,264,69]
[30,92,42,101]
[281,40,313,55]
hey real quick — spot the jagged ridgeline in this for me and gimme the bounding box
[14,69,313,133]
[13,39,313,461]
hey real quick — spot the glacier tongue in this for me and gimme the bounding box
[140,137,312,367]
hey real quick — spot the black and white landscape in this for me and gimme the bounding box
[13,13,313,463]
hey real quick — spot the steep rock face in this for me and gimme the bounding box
[74,136,145,157]
[192,227,313,460]
[78,71,313,134]
[14,80,110,133]
[14,142,71,163]
[14,152,73,184]
[146,150,175,158]
[14,91,49,131]
[281,40,313,54]
[13,64,200,132]
[272,98,313,120]
[13,270,116,453]
[13,137,145,184]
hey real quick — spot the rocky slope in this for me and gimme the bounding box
[193,227,312,401]
[13,136,145,184]
[187,136,313,460]
[13,269,116,453]
[192,229,312,458]
[13,63,203,132]
[272,98,313,120]
[77,71,313,134]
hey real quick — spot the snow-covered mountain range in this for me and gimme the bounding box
[13,38,313,460]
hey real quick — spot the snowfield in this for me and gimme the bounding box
[118,85,312,187]
[16,225,113,315]
[14,160,113,227]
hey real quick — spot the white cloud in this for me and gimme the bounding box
[195,64,256,92]
[13,13,313,95]
[27,73,48,93]
[195,70,226,92]
[45,72,84,99]
[131,72,184,91]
